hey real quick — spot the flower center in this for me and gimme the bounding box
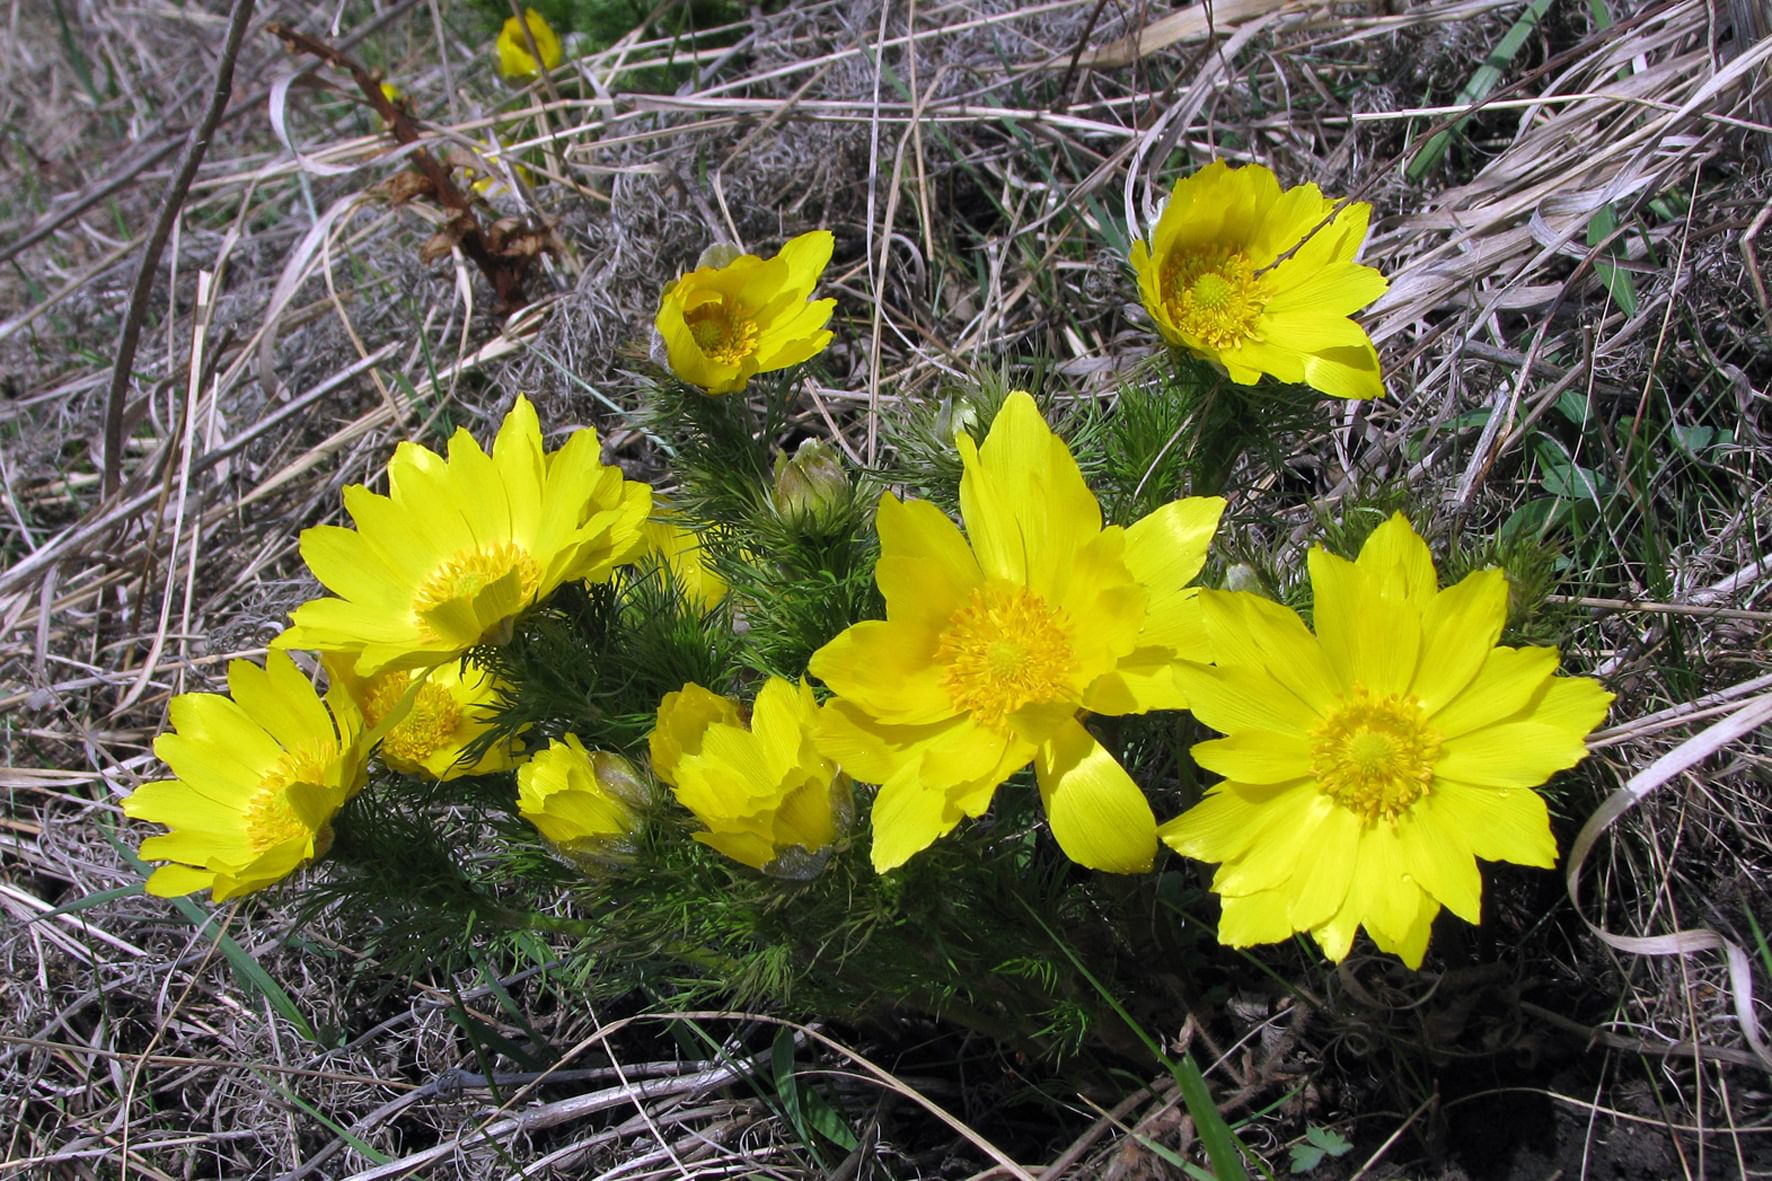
[686,300,760,366]
[245,743,335,854]
[1161,247,1265,350]
[412,542,540,642]
[935,582,1077,730]
[1310,686,1441,825]
[366,673,464,766]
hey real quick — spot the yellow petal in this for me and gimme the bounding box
[870,762,961,872]
[874,493,981,631]
[1034,718,1156,872]
[1429,779,1557,868]
[1175,662,1319,738]
[1356,513,1440,612]
[1191,730,1313,784]
[1199,589,1339,718]
[1215,888,1301,948]
[1308,544,1418,694]
[1428,646,1560,737]
[1394,803,1482,924]
[1411,568,1509,713]
[808,620,951,724]
[144,863,217,898]
[958,391,1101,598]
[1435,721,1592,788]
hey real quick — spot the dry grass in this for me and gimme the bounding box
[3,0,1770,1176]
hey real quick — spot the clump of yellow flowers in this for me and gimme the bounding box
[122,156,1618,1019]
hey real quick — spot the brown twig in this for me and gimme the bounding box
[265,20,537,314]
[100,0,257,500]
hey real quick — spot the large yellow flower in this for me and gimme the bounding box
[1158,514,1613,968]
[1130,161,1388,399]
[277,396,651,676]
[650,678,851,876]
[495,8,562,80]
[811,391,1225,873]
[329,657,523,780]
[124,652,368,901]
[516,735,645,864]
[656,231,836,395]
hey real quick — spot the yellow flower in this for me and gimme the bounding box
[810,391,1225,873]
[642,511,727,611]
[277,396,652,677]
[1157,513,1614,968]
[656,231,837,395]
[123,652,367,901]
[328,657,522,780]
[651,678,851,875]
[516,735,644,863]
[1130,161,1388,399]
[495,8,562,79]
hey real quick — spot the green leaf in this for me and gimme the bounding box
[1586,204,1639,317]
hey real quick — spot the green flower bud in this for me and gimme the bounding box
[772,439,849,526]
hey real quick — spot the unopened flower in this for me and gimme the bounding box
[656,231,836,395]
[651,678,850,876]
[495,8,562,80]
[772,438,849,527]
[124,652,368,901]
[330,658,522,780]
[516,735,644,863]
[811,391,1225,873]
[277,396,651,676]
[1158,513,1613,968]
[1130,161,1387,399]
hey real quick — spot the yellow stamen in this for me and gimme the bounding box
[413,542,540,641]
[1161,247,1265,350]
[367,673,464,766]
[935,582,1077,730]
[244,743,335,853]
[1310,685,1440,825]
[686,300,761,366]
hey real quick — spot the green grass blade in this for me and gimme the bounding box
[1407,0,1558,180]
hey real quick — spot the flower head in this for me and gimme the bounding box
[656,232,836,395]
[1130,161,1388,399]
[811,391,1225,873]
[651,678,851,876]
[1157,513,1613,968]
[495,8,562,79]
[124,652,368,901]
[277,396,651,676]
[516,735,644,865]
[329,657,522,780]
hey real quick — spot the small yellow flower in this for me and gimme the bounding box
[810,391,1226,874]
[1158,513,1614,968]
[277,396,652,677]
[642,511,727,611]
[651,678,851,875]
[124,652,368,901]
[495,8,562,80]
[656,231,837,395]
[517,735,644,863]
[329,657,522,780]
[1130,161,1388,399]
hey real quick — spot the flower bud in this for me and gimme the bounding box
[772,439,849,526]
